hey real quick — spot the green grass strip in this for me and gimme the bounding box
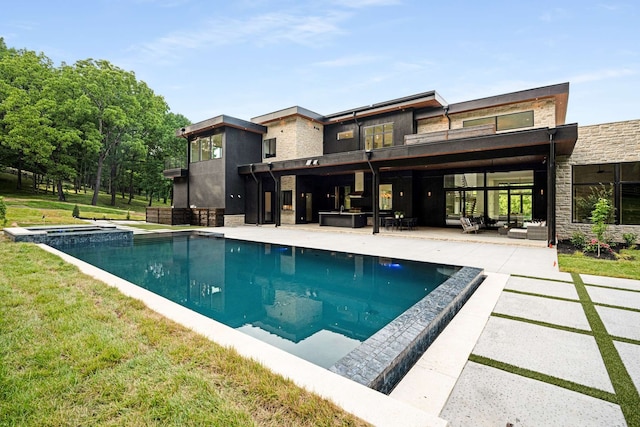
[571,273,640,427]
[583,283,640,294]
[593,302,640,313]
[510,274,574,284]
[491,312,592,336]
[468,354,617,404]
[503,288,579,303]
[612,336,640,346]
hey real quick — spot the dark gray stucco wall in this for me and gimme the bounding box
[173,177,188,208]
[225,128,263,215]
[189,158,225,208]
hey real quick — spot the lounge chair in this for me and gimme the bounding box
[460,217,479,233]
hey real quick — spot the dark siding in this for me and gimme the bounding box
[323,110,415,155]
[225,128,262,214]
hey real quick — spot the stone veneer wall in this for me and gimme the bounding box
[556,119,640,241]
[224,214,245,227]
[262,116,323,161]
[280,175,296,225]
[416,99,557,134]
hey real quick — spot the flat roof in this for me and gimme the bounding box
[177,115,267,138]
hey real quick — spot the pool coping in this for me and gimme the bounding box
[39,241,450,427]
[4,224,132,246]
[331,266,484,394]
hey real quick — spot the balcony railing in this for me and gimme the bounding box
[404,124,495,145]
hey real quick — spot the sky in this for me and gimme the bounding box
[1,0,638,126]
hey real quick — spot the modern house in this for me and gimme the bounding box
[163,82,640,244]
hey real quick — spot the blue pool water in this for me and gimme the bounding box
[58,233,459,368]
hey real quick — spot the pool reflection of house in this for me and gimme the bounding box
[164,82,640,243]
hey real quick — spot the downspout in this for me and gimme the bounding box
[267,163,280,227]
[546,129,557,247]
[443,105,451,130]
[181,128,191,210]
[250,164,260,226]
[366,151,379,234]
[353,111,362,149]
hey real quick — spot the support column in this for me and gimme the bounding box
[546,129,557,246]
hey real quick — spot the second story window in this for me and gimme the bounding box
[463,110,534,131]
[190,134,223,163]
[364,123,393,150]
[264,138,276,158]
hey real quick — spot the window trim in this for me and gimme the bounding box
[364,122,394,150]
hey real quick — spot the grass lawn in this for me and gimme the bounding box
[558,248,640,280]
[0,238,367,426]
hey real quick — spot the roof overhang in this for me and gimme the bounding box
[416,82,570,126]
[323,90,448,124]
[176,114,267,138]
[238,124,578,177]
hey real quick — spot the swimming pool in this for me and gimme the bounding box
[57,233,459,367]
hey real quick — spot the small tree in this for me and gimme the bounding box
[72,204,80,218]
[590,197,614,257]
[0,196,7,226]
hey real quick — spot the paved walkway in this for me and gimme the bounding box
[103,222,640,426]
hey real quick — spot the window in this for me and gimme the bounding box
[572,162,640,225]
[463,111,534,131]
[364,123,393,150]
[379,184,393,210]
[190,139,200,163]
[337,130,354,140]
[281,190,293,211]
[190,134,223,163]
[264,138,276,158]
[211,134,223,159]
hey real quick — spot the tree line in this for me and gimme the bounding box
[0,38,190,206]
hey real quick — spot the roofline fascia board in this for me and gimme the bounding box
[251,106,325,125]
[175,115,267,137]
[238,124,577,175]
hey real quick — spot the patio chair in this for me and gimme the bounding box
[460,217,479,234]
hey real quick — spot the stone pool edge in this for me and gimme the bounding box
[331,266,485,394]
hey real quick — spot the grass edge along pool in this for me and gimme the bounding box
[57,231,484,394]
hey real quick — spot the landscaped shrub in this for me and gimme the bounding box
[72,204,80,218]
[570,231,587,250]
[591,197,614,257]
[623,232,638,248]
[0,196,7,226]
[584,238,614,256]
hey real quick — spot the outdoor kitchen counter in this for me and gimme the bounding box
[318,211,370,228]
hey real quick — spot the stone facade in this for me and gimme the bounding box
[262,116,323,161]
[223,214,246,227]
[556,119,640,241]
[280,175,296,225]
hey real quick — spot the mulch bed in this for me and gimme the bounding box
[556,240,629,261]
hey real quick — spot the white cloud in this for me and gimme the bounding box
[130,10,349,62]
[571,68,636,84]
[330,0,401,8]
[313,54,382,68]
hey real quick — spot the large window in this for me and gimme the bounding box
[264,138,276,158]
[364,123,393,150]
[190,134,222,163]
[445,170,534,227]
[573,162,640,225]
[463,110,534,131]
